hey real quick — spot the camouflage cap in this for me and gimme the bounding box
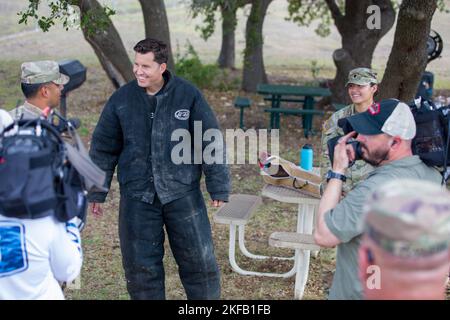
[362,179,450,258]
[21,60,69,85]
[346,67,378,86]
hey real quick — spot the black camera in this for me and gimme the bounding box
[327,135,363,167]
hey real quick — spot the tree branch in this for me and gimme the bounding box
[324,0,343,31]
[333,48,356,72]
[375,0,396,37]
[324,0,342,20]
[379,0,438,101]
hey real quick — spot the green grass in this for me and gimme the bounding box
[1,0,449,300]
[0,60,22,110]
[434,78,450,90]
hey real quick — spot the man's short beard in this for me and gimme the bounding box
[361,143,390,167]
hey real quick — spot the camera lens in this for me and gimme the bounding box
[347,140,363,161]
[327,135,363,168]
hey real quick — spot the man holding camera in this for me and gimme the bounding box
[313,99,442,299]
[9,60,69,120]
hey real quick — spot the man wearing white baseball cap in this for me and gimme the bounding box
[313,98,442,299]
[10,60,69,120]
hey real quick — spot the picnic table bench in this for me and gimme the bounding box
[214,194,296,278]
[257,84,331,137]
[214,184,322,299]
[262,184,320,299]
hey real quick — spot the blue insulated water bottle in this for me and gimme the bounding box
[300,144,313,171]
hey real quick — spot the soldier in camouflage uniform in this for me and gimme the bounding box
[360,179,450,300]
[9,60,69,120]
[320,68,378,194]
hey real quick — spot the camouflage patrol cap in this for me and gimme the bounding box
[362,179,450,258]
[21,60,69,85]
[346,67,378,86]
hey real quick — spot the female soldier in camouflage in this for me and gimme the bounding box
[320,68,378,194]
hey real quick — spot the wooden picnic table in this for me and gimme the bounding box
[257,84,331,137]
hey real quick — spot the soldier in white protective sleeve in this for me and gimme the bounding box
[0,109,13,134]
[0,215,83,300]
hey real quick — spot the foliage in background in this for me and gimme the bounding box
[175,41,219,88]
[189,0,219,41]
[286,0,449,38]
[175,41,240,90]
[310,60,323,80]
[189,0,247,41]
[286,0,339,37]
[437,0,450,13]
[17,0,115,35]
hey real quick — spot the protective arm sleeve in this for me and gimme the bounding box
[49,218,83,283]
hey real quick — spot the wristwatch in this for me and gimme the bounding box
[326,170,347,183]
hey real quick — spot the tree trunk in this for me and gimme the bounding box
[242,0,273,92]
[138,0,175,71]
[218,4,238,69]
[76,0,134,89]
[325,0,395,103]
[379,0,437,101]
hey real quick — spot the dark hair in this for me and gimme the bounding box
[21,82,47,99]
[133,38,169,64]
